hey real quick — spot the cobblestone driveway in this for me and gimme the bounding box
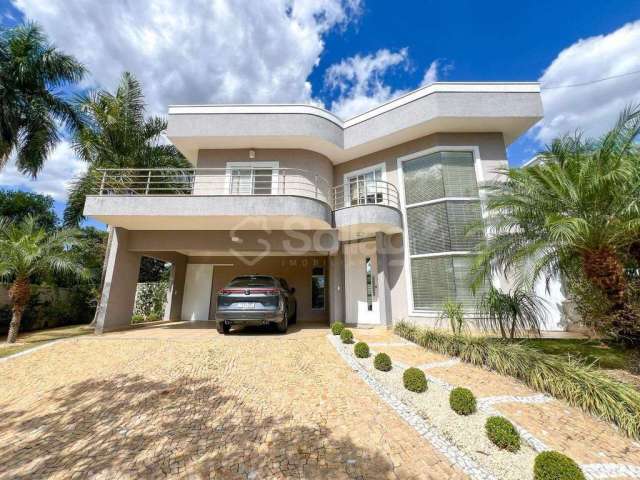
[0,323,465,480]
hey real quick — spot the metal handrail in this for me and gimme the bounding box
[91,167,332,203]
[331,179,401,210]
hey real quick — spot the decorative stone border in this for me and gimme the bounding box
[478,394,553,409]
[0,338,68,363]
[328,334,498,480]
[582,463,640,479]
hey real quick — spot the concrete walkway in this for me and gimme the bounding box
[0,322,465,479]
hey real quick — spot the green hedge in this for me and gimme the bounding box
[486,416,520,452]
[340,328,354,344]
[331,322,345,335]
[534,451,585,480]
[449,387,477,415]
[374,352,392,371]
[354,342,370,358]
[395,321,640,439]
[403,367,428,393]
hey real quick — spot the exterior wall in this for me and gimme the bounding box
[187,255,330,324]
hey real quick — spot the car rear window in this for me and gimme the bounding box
[227,276,276,288]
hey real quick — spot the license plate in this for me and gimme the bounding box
[237,303,257,310]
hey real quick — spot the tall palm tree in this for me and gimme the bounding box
[0,23,85,176]
[64,71,189,226]
[473,105,640,340]
[0,216,89,343]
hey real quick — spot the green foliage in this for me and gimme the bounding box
[0,23,85,176]
[354,341,370,358]
[64,72,189,226]
[131,314,145,324]
[449,387,477,415]
[134,281,168,318]
[439,299,465,335]
[374,352,392,371]
[403,367,428,393]
[534,451,585,480]
[486,416,520,452]
[340,328,354,344]
[471,105,640,343]
[523,338,631,370]
[0,189,56,230]
[331,321,345,335]
[139,256,171,283]
[395,321,640,439]
[477,286,546,339]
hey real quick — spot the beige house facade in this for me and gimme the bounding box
[85,82,560,333]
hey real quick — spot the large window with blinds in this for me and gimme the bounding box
[402,150,484,310]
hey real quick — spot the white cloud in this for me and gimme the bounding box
[421,60,439,85]
[536,20,640,144]
[12,0,362,114]
[0,141,87,201]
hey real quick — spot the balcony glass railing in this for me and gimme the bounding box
[91,168,401,211]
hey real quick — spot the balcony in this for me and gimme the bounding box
[83,167,403,236]
[84,167,333,230]
[332,179,403,240]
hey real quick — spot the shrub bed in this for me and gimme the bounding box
[354,341,370,358]
[449,387,477,415]
[374,352,392,371]
[485,416,520,452]
[403,367,428,393]
[340,328,354,344]
[395,321,640,439]
[533,451,585,480]
[331,322,345,336]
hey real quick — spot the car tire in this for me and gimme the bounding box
[217,322,230,334]
[277,310,288,333]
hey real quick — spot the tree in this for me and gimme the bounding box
[0,216,88,343]
[0,188,57,230]
[476,286,547,339]
[473,105,640,343]
[64,71,190,226]
[0,23,85,176]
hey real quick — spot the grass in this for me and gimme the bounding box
[395,321,640,439]
[0,324,93,358]
[521,338,631,370]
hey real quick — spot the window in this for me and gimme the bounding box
[227,162,278,195]
[401,150,485,310]
[346,166,384,206]
[311,267,325,310]
[365,257,374,311]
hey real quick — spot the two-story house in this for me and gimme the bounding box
[85,82,551,333]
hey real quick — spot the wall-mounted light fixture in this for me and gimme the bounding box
[249,149,256,159]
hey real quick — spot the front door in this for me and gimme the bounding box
[344,241,380,325]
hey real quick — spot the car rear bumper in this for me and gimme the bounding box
[215,310,285,325]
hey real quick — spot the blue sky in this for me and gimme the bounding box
[1,0,640,227]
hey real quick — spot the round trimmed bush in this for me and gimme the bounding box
[340,328,354,344]
[449,387,476,415]
[331,322,345,335]
[374,352,392,371]
[534,451,585,480]
[403,367,428,393]
[354,341,370,358]
[485,416,520,452]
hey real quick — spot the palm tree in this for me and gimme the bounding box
[0,216,89,343]
[476,286,547,339]
[0,23,85,176]
[473,105,640,340]
[64,72,189,226]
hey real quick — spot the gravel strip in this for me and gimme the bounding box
[582,463,640,479]
[333,336,538,480]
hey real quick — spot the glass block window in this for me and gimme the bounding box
[402,150,484,310]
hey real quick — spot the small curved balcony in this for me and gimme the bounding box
[83,167,333,230]
[332,179,403,241]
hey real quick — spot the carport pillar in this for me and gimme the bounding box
[164,253,187,321]
[329,246,345,324]
[376,233,393,328]
[95,227,141,334]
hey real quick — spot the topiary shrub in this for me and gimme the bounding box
[534,451,585,480]
[403,367,428,393]
[486,416,520,452]
[449,387,477,415]
[354,341,370,358]
[374,352,392,371]
[331,322,345,335]
[340,328,354,344]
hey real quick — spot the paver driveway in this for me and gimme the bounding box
[0,323,465,480]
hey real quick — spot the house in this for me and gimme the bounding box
[85,82,553,333]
